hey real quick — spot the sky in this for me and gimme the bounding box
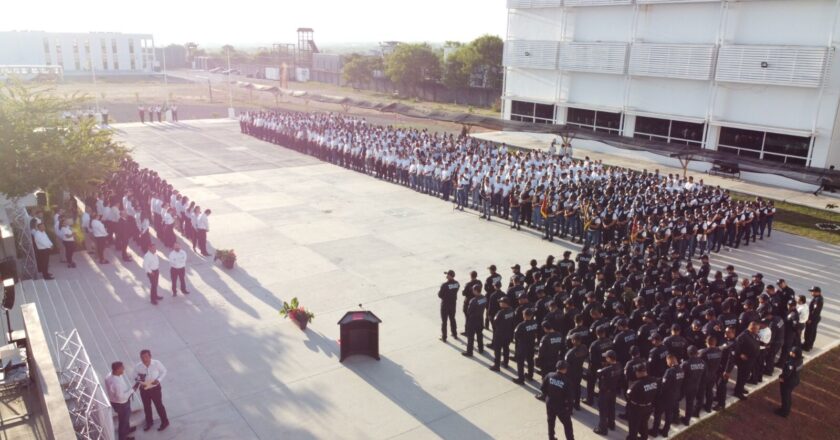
[1,0,508,48]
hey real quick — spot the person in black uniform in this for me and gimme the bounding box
[438,270,460,342]
[697,335,722,415]
[732,321,761,399]
[486,280,505,331]
[802,286,823,351]
[586,325,614,406]
[540,360,575,440]
[564,333,588,410]
[663,324,688,362]
[462,284,487,357]
[775,346,803,417]
[461,271,482,336]
[538,323,566,377]
[681,345,706,426]
[490,297,515,371]
[626,363,659,440]
[648,333,668,378]
[714,326,738,411]
[513,308,538,384]
[651,354,683,438]
[593,350,621,435]
[779,301,799,366]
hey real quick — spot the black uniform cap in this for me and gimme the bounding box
[603,349,617,359]
[445,270,455,277]
[556,360,569,370]
[809,286,821,292]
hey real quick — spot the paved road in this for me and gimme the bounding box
[15,119,839,440]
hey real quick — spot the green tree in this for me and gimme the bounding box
[342,54,377,89]
[468,35,504,90]
[0,81,129,200]
[443,44,475,90]
[384,43,442,96]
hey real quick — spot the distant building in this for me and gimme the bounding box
[312,53,344,86]
[503,0,840,169]
[0,31,156,76]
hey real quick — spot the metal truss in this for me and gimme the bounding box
[56,329,114,440]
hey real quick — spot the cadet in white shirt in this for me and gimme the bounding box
[135,350,169,432]
[168,243,189,296]
[105,361,138,440]
[143,244,163,305]
[32,223,54,279]
[195,209,211,256]
[59,219,77,268]
[90,214,109,264]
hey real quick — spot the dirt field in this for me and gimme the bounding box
[677,345,840,440]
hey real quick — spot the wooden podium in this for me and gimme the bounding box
[337,311,382,362]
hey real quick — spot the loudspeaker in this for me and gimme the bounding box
[0,257,17,283]
[2,284,14,310]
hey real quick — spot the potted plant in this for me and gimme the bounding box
[214,249,237,269]
[279,297,315,330]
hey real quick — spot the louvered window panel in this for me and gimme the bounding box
[559,42,628,75]
[564,0,633,7]
[507,0,563,8]
[637,0,720,4]
[715,45,831,88]
[629,44,716,80]
[504,40,560,69]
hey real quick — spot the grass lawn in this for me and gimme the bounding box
[677,345,840,439]
[730,192,840,245]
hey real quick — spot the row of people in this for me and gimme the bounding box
[240,111,776,261]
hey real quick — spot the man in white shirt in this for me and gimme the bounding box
[135,350,169,432]
[90,214,109,264]
[32,223,54,279]
[168,243,189,296]
[105,361,138,440]
[59,219,76,269]
[195,209,211,257]
[143,244,163,305]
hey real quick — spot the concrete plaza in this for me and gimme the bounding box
[12,119,840,440]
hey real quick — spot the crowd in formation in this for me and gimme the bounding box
[235,110,827,440]
[437,251,822,439]
[240,111,777,257]
[28,158,212,305]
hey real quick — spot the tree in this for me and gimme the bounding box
[384,43,441,96]
[468,35,504,90]
[0,81,129,200]
[342,53,376,89]
[443,45,475,90]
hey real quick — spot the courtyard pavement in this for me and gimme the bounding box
[11,119,840,440]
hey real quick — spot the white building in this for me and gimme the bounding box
[502,0,840,169]
[0,31,156,76]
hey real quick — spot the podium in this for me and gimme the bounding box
[338,311,381,362]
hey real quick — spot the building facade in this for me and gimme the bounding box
[502,0,840,169]
[0,31,155,76]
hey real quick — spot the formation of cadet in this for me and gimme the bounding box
[435,249,823,439]
[241,111,780,258]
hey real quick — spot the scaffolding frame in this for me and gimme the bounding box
[56,329,114,440]
[4,199,37,280]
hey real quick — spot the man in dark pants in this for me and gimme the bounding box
[462,284,486,357]
[733,321,761,399]
[461,271,482,336]
[593,350,621,435]
[134,350,169,432]
[105,361,138,440]
[681,346,706,426]
[142,244,163,305]
[537,323,565,377]
[802,286,823,351]
[539,360,575,440]
[564,333,588,410]
[698,335,723,414]
[651,354,683,438]
[587,325,613,406]
[626,363,659,440]
[489,297,515,371]
[512,308,538,384]
[438,270,460,342]
[775,347,803,417]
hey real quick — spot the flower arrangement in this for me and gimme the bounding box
[279,297,315,330]
[214,249,237,269]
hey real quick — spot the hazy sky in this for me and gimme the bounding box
[2,0,508,47]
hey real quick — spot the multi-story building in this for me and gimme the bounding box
[0,31,156,76]
[502,0,840,169]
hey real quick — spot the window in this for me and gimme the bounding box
[634,116,704,148]
[567,107,622,135]
[72,40,80,70]
[718,127,810,166]
[510,100,555,124]
[101,40,109,70]
[54,39,63,67]
[112,39,119,70]
[129,39,136,70]
[84,40,91,70]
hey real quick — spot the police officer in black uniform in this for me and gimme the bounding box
[490,297,515,371]
[697,335,722,414]
[648,333,669,378]
[461,271,482,335]
[626,363,659,440]
[593,350,621,435]
[681,345,706,426]
[564,333,588,410]
[538,323,566,377]
[586,325,614,406]
[513,308,538,384]
[540,360,575,440]
[462,284,487,357]
[802,286,823,351]
[651,354,683,438]
[775,346,803,417]
[438,270,460,342]
[732,321,761,399]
